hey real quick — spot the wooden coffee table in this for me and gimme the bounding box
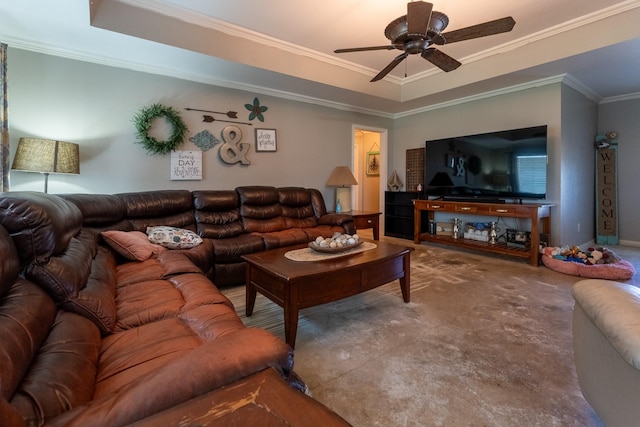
[242,240,412,348]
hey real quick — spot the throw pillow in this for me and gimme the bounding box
[101,230,166,261]
[146,226,203,249]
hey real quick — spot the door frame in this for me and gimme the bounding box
[352,125,388,230]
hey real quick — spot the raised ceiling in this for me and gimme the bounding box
[2,0,640,115]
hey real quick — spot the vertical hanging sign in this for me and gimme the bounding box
[595,131,618,244]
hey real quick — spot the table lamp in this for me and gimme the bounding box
[326,166,358,212]
[11,137,80,193]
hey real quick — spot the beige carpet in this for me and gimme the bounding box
[223,234,640,427]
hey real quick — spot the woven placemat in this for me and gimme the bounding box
[285,241,377,261]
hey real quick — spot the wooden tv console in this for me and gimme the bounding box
[413,199,553,266]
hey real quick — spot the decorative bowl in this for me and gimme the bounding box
[308,239,363,253]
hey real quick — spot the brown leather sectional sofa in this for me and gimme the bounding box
[0,186,354,426]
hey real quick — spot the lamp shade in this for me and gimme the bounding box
[12,138,80,175]
[326,166,358,187]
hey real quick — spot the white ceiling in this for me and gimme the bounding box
[1,0,640,116]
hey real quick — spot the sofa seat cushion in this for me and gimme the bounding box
[254,228,310,250]
[47,328,294,427]
[211,262,246,288]
[173,238,214,275]
[113,253,229,332]
[96,301,246,397]
[210,234,265,263]
[11,310,101,426]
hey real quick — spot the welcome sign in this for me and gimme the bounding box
[595,133,618,244]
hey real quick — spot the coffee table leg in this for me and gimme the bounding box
[284,303,299,349]
[400,252,411,303]
[246,266,257,316]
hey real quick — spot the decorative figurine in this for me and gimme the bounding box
[490,222,497,244]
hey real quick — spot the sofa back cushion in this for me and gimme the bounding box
[237,186,286,233]
[10,310,101,426]
[0,192,83,265]
[309,188,329,217]
[0,193,118,334]
[193,190,244,239]
[61,193,130,232]
[117,190,196,232]
[24,229,118,334]
[0,225,19,298]
[278,187,318,229]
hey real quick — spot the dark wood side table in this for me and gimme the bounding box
[131,368,352,426]
[349,210,381,240]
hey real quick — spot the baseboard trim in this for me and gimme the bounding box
[619,239,640,248]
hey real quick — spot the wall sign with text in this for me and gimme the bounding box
[255,128,277,152]
[595,131,618,245]
[171,150,202,180]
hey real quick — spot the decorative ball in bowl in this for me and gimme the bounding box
[308,233,362,253]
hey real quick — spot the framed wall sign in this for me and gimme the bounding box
[366,151,380,176]
[170,150,202,180]
[255,128,277,152]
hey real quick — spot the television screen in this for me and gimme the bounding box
[424,125,548,201]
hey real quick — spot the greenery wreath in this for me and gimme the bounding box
[133,103,188,155]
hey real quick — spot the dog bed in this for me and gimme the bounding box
[541,251,635,280]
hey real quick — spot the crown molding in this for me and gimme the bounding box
[395,75,568,119]
[122,0,640,85]
[600,91,640,104]
[4,36,395,119]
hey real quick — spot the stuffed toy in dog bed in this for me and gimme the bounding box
[541,246,635,280]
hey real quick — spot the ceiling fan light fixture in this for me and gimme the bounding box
[334,1,515,82]
[428,11,449,34]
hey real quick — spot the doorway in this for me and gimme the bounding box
[352,126,388,229]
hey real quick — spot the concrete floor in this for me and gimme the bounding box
[225,232,640,426]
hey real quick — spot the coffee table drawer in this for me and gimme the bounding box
[362,257,405,290]
[298,269,362,307]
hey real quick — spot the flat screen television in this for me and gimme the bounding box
[424,125,548,201]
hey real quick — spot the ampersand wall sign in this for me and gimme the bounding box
[219,125,251,165]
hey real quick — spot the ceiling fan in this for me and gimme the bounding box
[334,1,515,82]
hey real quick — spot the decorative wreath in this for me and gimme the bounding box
[133,103,188,155]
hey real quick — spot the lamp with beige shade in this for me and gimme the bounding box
[326,166,358,212]
[11,137,80,193]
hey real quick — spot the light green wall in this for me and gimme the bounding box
[392,84,568,244]
[7,48,392,208]
[599,98,640,245]
[8,47,634,245]
[559,85,598,246]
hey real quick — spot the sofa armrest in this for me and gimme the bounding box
[46,328,293,427]
[319,213,356,235]
[572,279,640,369]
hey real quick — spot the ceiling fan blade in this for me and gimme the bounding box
[440,16,515,44]
[371,53,408,82]
[407,1,433,38]
[421,48,461,72]
[334,45,396,53]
